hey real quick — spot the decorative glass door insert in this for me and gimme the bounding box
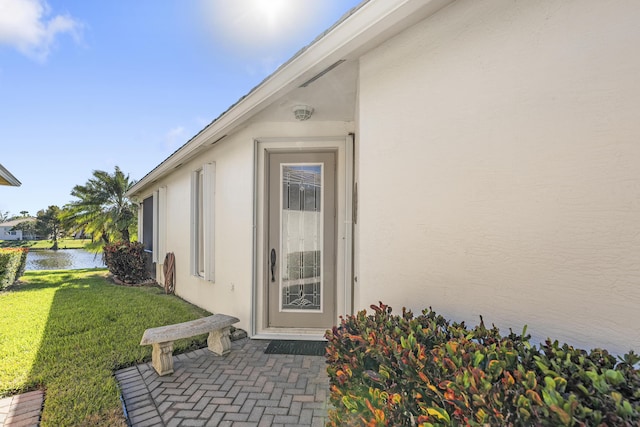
[280,164,323,312]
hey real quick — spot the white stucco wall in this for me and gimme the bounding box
[149,121,352,333]
[357,0,640,354]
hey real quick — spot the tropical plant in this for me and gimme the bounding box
[325,302,640,427]
[0,211,11,223]
[35,206,63,249]
[62,167,137,245]
[11,217,37,240]
[102,241,149,283]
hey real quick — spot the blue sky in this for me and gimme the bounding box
[0,0,361,218]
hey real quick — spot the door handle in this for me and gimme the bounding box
[270,248,276,282]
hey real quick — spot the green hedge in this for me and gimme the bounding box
[0,248,29,290]
[102,241,149,283]
[325,302,640,426]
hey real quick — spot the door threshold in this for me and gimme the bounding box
[252,329,327,341]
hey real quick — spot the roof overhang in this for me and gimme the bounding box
[128,0,453,197]
[0,163,21,186]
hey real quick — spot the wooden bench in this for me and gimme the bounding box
[140,314,239,376]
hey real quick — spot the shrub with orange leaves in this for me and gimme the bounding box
[325,302,639,426]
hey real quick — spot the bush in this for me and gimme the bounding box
[16,247,28,278]
[102,241,149,284]
[0,248,28,290]
[325,302,640,427]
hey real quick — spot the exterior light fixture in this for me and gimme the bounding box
[293,105,314,121]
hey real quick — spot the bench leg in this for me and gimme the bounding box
[207,327,232,356]
[151,341,174,376]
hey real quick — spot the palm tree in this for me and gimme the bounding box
[62,166,137,244]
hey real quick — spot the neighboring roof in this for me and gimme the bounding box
[0,163,21,186]
[128,0,453,197]
[0,217,36,227]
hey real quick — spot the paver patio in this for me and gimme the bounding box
[0,390,43,427]
[116,338,330,427]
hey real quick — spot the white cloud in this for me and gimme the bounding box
[0,0,82,62]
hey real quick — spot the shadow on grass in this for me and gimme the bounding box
[0,240,35,248]
[18,269,211,426]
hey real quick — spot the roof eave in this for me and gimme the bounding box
[127,0,453,197]
[0,163,21,187]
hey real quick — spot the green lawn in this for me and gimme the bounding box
[0,238,93,250]
[0,269,211,426]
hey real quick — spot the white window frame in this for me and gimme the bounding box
[150,187,167,264]
[191,163,215,281]
[150,191,159,263]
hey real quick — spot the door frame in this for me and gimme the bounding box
[252,136,354,339]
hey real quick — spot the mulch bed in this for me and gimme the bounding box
[107,274,157,287]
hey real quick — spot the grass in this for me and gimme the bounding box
[0,238,93,250]
[0,269,211,426]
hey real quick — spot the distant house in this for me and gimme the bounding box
[0,163,20,187]
[127,0,640,354]
[0,218,36,241]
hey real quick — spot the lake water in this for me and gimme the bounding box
[26,249,106,271]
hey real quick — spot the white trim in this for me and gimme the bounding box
[137,203,143,247]
[0,163,21,187]
[203,162,216,282]
[149,187,167,264]
[252,332,327,341]
[252,136,354,337]
[190,164,216,281]
[158,186,167,262]
[344,134,354,315]
[152,190,159,263]
[190,169,199,276]
[251,142,259,336]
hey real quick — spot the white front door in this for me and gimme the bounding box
[265,150,337,329]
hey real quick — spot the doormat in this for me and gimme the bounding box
[264,340,327,356]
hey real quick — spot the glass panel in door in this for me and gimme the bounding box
[281,164,323,311]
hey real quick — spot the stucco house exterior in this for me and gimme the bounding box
[127,0,640,355]
[0,218,36,241]
[0,220,23,241]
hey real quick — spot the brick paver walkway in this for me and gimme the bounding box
[0,390,43,427]
[116,338,330,427]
